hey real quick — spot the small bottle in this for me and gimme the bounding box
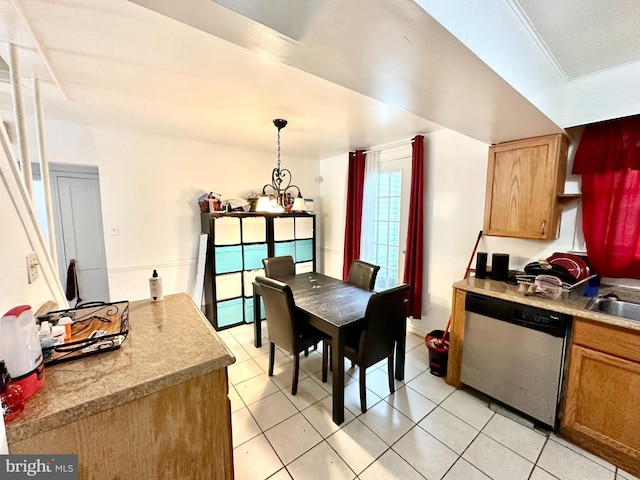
[58,316,73,342]
[149,269,164,302]
[52,325,66,345]
[38,321,55,361]
[0,360,25,423]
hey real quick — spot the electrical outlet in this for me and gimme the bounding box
[27,252,39,283]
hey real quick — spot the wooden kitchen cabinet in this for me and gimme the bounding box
[7,294,235,480]
[483,134,569,240]
[10,370,234,479]
[561,318,640,477]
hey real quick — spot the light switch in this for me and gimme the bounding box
[26,252,39,283]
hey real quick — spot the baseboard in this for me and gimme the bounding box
[559,425,640,478]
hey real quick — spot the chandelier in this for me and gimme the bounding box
[256,119,306,213]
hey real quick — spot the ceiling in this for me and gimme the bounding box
[0,0,638,160]
[515,0,640,80]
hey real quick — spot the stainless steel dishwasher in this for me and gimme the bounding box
[461,292,570,428]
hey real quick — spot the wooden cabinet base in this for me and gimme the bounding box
[562,319,640,479]
[9,369,234,480]
[446,288,466,388]
[559,426,640,478]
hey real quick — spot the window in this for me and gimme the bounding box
[361,145,412,288]
[372,171,402,286]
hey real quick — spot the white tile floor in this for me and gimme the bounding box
[220,323,639,480]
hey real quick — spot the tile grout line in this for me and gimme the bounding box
[232,328,453,473]
[525,435,560,480]
[232,327,424,477]
[547,435,619,474]
[233,335,359,476]
[230,326,622,480]
[434,416,486,480]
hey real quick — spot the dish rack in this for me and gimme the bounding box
[37,300,129,365]
[516,274,596,300]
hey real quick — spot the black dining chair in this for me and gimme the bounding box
[347,259,380,290]
[255,276,326,395]
[262,256,295,279]
[324,259,381,366]
[262,255,319,355]
[321,283,411,413]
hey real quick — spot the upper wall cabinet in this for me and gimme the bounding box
[483,134,569,240]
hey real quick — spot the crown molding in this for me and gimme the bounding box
[506,0,569,82]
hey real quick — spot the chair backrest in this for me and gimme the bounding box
[262,256,295,279]
[347,260,381,290]
[358,283,411,366]
[255,276,297,352]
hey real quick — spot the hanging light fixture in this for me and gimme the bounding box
[256,118,306,212]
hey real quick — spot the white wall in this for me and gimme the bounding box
[417,0,640,130]
[416,0,566,127]
[318,154,349,277]
[319,128,580,337]
[563,61,640,127]
[7,116,321,303]
[0,125,67,316]
[77,125,320,301]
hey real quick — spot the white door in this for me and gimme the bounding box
[367,152,412,288]
[52,167,110,304]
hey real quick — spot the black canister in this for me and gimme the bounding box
[491,253,510,281]
[475,252,487,279]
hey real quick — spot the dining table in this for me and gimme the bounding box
[252,272,407,424]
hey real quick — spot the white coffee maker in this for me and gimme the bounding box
[0,305,45,400]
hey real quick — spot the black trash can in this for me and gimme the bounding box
[425,330,450,377]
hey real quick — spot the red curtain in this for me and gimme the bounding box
[573,115,640,174]
[342,150,366,281]
[574,115,640,279]
[581,170,640,278]
[403,135,424,318]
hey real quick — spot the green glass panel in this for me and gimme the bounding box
[378,198,389,221]
[389,246,399,269]
[378,172,390,196]
[376,245,388,264]
[389,223,400,244]
[389,198,400,221]
[378,222,389,243]
[389,171,402,196]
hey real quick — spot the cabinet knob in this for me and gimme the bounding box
[541,221,546,236]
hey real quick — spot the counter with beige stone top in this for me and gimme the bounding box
[448,277,640,387]
[448,277,640,477]
[451,276,640,332]
[7,293,236,480]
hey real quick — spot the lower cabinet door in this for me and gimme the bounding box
[295,239,313,262]
[216,298,244,329]
[563,345,640,455]
[274,241,296,260]
[215,245,243,273]
[243,243,268,270]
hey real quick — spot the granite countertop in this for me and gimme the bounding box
[6,293,235,444]
[453,277,640,332]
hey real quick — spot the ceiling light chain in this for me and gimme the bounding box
[257,118,306,213]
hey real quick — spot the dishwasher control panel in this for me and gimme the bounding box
[465,292,569,337]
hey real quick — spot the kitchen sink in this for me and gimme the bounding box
[585,296,640,322]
